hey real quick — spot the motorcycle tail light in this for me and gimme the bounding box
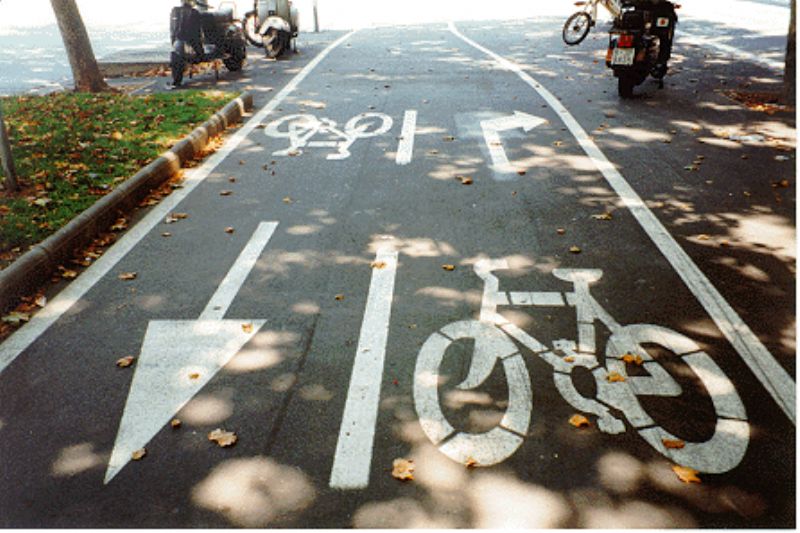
[618,34,634,48]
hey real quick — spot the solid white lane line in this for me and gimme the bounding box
[448,22,796,425]
[330,247,399,490]
[199,222,278,320]
[396,110,417,165]
[0,31,357,376]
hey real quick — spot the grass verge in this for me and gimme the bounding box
[0,90,234,267]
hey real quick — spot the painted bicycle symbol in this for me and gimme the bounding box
[414,259,749,474]
[264,112,394,160]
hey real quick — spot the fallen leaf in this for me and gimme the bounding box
[61,269,78,279]
[607,371,626,382]
[111,131,124,141]
[224,227,235,234]
[242,323,254,333]
[391,458,415,481]
[457,175,473,185]
[465,457,479,469]
[208,428,238,447]
[33,197,52,208]
[569,414,590,428]
[443,135,455,142]
[557,228,566,235]
[2,312,30,325]
[110,218,128,231]
[35,295,47,308]
[161,232,172,238]
[173,213,189,220]
[282,197,293,204]
[334,294,345,301]
[220,190,233,196]
[118,272,137,281]
[516,170,527,176]
[170,418,182,429]
[371,261,387,269]
[672,465,701,484]
[622,353,644,366]
[569,246,581,254]
[131,448,147,461]
[116,356,135,368]
[663,438,686,449]
[563,356,575,363]
[697,234,711,241]
[189,372,200,380]
[591,212,613,221]
[442,264,456,271]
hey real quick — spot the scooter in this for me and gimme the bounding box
[605,0,678,98]
[251,0,299,58]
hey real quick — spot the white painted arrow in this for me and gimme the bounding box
[481,111,546,173]
[104,221,278,484]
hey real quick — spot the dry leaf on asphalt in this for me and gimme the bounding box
[170,418,182,429]
[189,372,200,380]
[116,356,135,368]
[242,323,254,333]
[622,353,644,366]
[457,175,473,185]
[442,264,456,271]
[591,212,613,221]
[131,448,146,461]
[569,246,581,254]
[569,414,590,428]
[224,227,235,234]
[219,190,233,196]
[563,356,576,363]
[118,272,137,281]
[672,465,701,484]
[557,228,566,235]
[282,197,293,204]
[465,457,479,469]
[607,371,626,382]
[663,439,686,449]
[371,261,387,269]
[208,428,238,447]
[334,294,345,301]
[391,458,415,481]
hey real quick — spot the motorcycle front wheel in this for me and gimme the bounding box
[264,28,284,59]
[562,12,592,45]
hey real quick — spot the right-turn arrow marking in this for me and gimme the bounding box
[481,111,546,173]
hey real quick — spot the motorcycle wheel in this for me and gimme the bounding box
[243,12,264,48]
[224,35,247,72]
[562,12,592,46]
[618,75,636,98]
[264,28,284,59]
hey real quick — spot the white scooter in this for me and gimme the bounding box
[255,0,299,58]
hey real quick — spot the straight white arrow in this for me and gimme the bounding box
[104,222,278,484]
[481,111,546,173]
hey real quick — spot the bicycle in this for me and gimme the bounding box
[413,259,749,474]
[562,0,621,45]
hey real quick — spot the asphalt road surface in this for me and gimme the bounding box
[0,15,795,528]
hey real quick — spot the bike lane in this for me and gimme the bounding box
[0,22,794,529]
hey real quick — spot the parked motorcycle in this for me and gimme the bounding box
[243,0,299,58]
[605,0,678,98]
[169,0,247,87]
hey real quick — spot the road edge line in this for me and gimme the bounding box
[0,30,357,376]
[448,21,796,425]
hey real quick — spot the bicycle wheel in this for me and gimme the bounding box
[604,324,749,474]
[563,11,592,45]
[413,320,532,466]
[344,112,394,138]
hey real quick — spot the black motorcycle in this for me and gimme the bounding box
[605,0,678,98]
[169,1,247,87]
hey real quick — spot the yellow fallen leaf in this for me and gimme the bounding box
[569,414,590,428]
[161,232,172,238]
[111,131,123,141]
[563,356,575,363]
[465,457,479,468]
[35,295,47,308]
[61,269,78,279]
[442,264,456,271]
[591,212,613,221]
[697,234,711,241]
[569,246,581,254]
[371,261,387,269]
[663,438,686,449]
[457,175,473,185]
[622,353,644,366]
[110,218,128,231]
[131,448,146,461]
[607,371,626,382]
[189,372,200,380]
[282,197,293,204]
[334,294,345,301]
[116,356,135,368]
[208,428,238,447]
[242,323,254,333]
[118,272,137,281]
[170,418,182,429]
[672,465,701,484]
[392,458,415,481]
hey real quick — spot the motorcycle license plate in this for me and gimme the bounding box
[611,47,635,66]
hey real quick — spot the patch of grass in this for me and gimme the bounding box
[0,90,234,262]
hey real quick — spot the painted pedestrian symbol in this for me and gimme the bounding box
[264,112,394,160]
[105,222,278,484]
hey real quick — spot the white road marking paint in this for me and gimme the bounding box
[396,109,417,165]
[265,112,393,160]
[330,246,399,490]
[449,22,795,425]
[0,30,356,377]
[680,32,785,72]
[104,222,277,484]
[480,111,546,173]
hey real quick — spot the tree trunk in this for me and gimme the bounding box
[50,0,111,92]
[785,0,796,105]
[0,102,19,193]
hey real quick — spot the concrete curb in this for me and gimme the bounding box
[0,91,254,314]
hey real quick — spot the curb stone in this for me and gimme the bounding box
[0,91,255,314]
